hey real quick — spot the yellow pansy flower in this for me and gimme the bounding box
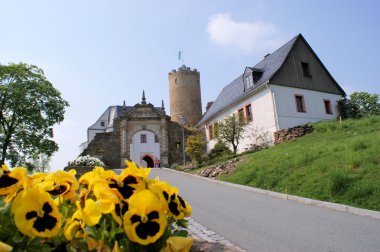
[41,170,78,202]
[177,195,192,218]
[108,161,149,200]
[0,166,31,202]
[123,189,167,245]
[64,202,85,241]
[78,166,106,190]
[112,241,122,252]
[82,198,114,226]
[86,237,106,252]
[160,236,193,252]
[30,172,49,185]
[11,186,61,238]
[0,241,12,252]
[151,181,192,220]
[111,200,129,226]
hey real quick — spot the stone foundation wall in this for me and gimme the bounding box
[274,124,313,144]
[80,132,121,168]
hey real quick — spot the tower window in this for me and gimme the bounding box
[155,134,159,143]
[295,95,306,113]
[301,62,311,77]
[140,134,147,143]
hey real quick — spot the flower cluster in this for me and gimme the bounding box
[68,155,105,167]
[0,161,192,252]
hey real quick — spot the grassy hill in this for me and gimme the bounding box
[220,116,380,211]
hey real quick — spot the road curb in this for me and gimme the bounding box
[161,168,380,221]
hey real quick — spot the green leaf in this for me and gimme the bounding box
[172,230,188,237]
[12,231,25,243]
[176,219,188,228]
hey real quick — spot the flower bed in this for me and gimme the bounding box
[0,161,193,252]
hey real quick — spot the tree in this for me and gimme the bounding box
[185,130,205,165]
[0,63,69,167]
[349,92,380,117]
[218,114,247,154]
[337,92,380,119]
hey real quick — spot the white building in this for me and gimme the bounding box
[198,34,345,152]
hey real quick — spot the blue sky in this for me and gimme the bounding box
[1,0,379,170]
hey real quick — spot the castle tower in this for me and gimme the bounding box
[169,65,202,127]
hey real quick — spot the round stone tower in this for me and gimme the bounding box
[169,65,202,127]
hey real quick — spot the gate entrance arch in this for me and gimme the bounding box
[142,155,154,168]
[130,130,160,167]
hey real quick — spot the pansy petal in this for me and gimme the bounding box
[161,236,193,252]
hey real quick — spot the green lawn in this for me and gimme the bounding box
[219,116,380,211]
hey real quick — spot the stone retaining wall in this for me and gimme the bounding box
[274,124,313,144]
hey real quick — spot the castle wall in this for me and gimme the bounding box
[80,131,121,168]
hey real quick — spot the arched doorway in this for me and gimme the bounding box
[130,130,160,167]
[142,155,154,168]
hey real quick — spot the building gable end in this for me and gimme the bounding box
[270,35,345,96]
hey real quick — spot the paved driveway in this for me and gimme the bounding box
[150,168,380,252]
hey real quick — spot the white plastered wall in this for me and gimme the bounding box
[204,87,277,153]
[270,85,342,129]
[130,130,160,167]
[87,107,111,143]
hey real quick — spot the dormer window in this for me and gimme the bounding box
[245,75,254,89]
[243,67,263,91]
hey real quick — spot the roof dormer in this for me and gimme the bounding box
[243,67,263,91]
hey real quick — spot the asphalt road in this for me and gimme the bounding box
[149,168,380,252]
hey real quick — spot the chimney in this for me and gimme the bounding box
[205,101,214,112]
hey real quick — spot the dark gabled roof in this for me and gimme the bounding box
[198,34,299,125]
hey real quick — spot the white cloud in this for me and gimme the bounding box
[206,13,282,54]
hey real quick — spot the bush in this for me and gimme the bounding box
[208,141,232,160]
[68,155,105,167]
[170,163,179,169]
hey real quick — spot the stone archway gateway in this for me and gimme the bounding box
[142,155,154,168]
[130,130,160,167]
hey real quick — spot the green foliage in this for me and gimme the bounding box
[329,171,351,195]
[338,92,380,119]
[218,116,380,211]
[185,132,205,165]
[218,114,247,153]
[208,141,232,160]
[0,63,69,167]
[350,92,380,117]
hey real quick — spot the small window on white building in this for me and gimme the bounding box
[324,100,333,114]
[100,121,105,127]
[141,134,147,143]
[295,95,306,113]
[245,104,252,122]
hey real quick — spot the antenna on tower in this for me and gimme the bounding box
[178,50,184,65]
